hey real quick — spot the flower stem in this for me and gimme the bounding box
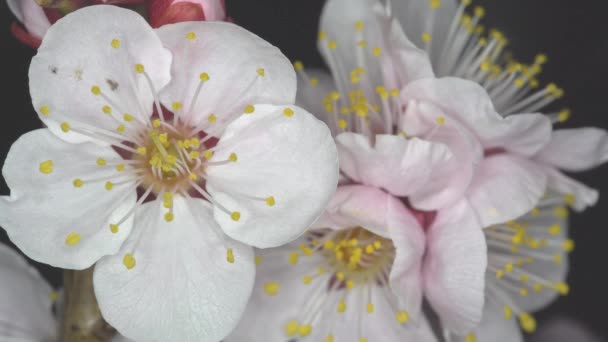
[59,267,116,342]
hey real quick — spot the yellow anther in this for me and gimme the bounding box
[520,288,529,297]
[336,272,345,280]
[102,105,112,114]
[257,68,265,77]
[231,211,241,221]
[534,283,544,292]
[283,108,295,117]
[294,61,304,71]
[40,105,50,116]
[289,252,299,265]
[474,6,485,17]
[254,255,263,265]
[189,151,200,159]
[123,253,136,270]
[338,119,348,129]
[303,276,312,284]
[65,233,81,246]
[310,77,319,86]
[244,105,255,114]
[263,281,280,296]
[109,224,119,234]
[395,310,409,324]
[324,334,334,342]
[163,191,173,201]
[563,239,575,252]
[359,338,368,342]
[535,54,548,65]
[73,179,84,188]
[366,303,374,313]
[318,31,328,40]
[111,38,121,48]
[285,320,299,337]
[503,305,513,320]
[355,20,365,30]
[226,248,235,263]
[265,196,276,206]
[372,46,382,56]
[199,72,210,81]
[152,119,161,128]
[337,300,347,313]
[298,325,312,337]
[365,244,375,254]
[324,240,335,249]
[514,78,526,88]
[123,113,133,122]
[104,181,113,191]
[229,153,238,162]
[58,121,71,133]
[346,280,355,289]
[558,108,571,122]
[358,40,368,48]
[555,282,570,295]
[116,125,126,133]
[422,32,432,43]
[548,224,561,235]
[429,0,441,9]
[496,269,504,279]
[136,146,147,155]
[164,212,174,222]
[203,150,214,160]
[554,207,568,218]
[185,32,196,40]
[436,116,446,125]
[49,291,59,301]
[505,263,514,273]
[531,208,540,216]
[519,313,537,333]
[91,85,101,95]
[134,64,145,73]
[328,41,337,49]
[465,334,476,342]
[96,158,107,166]
[172,102,182,111]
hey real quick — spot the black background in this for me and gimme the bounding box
[1,0,607,340]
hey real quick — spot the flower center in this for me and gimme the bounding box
[321,227,394,284]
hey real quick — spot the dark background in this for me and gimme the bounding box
[1,0,607,340]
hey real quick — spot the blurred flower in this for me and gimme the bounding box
[531,317,604,342]
[6,0,224,48]
[149,0,226,27]
[0,5,337,341]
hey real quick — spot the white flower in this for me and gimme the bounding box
[0,5,338,341]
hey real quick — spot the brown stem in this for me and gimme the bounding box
[59,267,116,342]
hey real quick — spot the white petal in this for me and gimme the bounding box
[0,245,56,340]
[157,21,296,130]
[29,5,171,143]
[336,132,452,197]
[535,128,608,172]
[466,155,547,227]
[94,197,255,342]
[0,129,136,269]
[424,200,486,334]
[451,302,523,342]
[206,104,338,248]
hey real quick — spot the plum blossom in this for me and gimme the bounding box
[247,0,607,338]
[0,5,338,341]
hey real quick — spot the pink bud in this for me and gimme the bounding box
[149,0,227,28]
[7,0,52,47]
